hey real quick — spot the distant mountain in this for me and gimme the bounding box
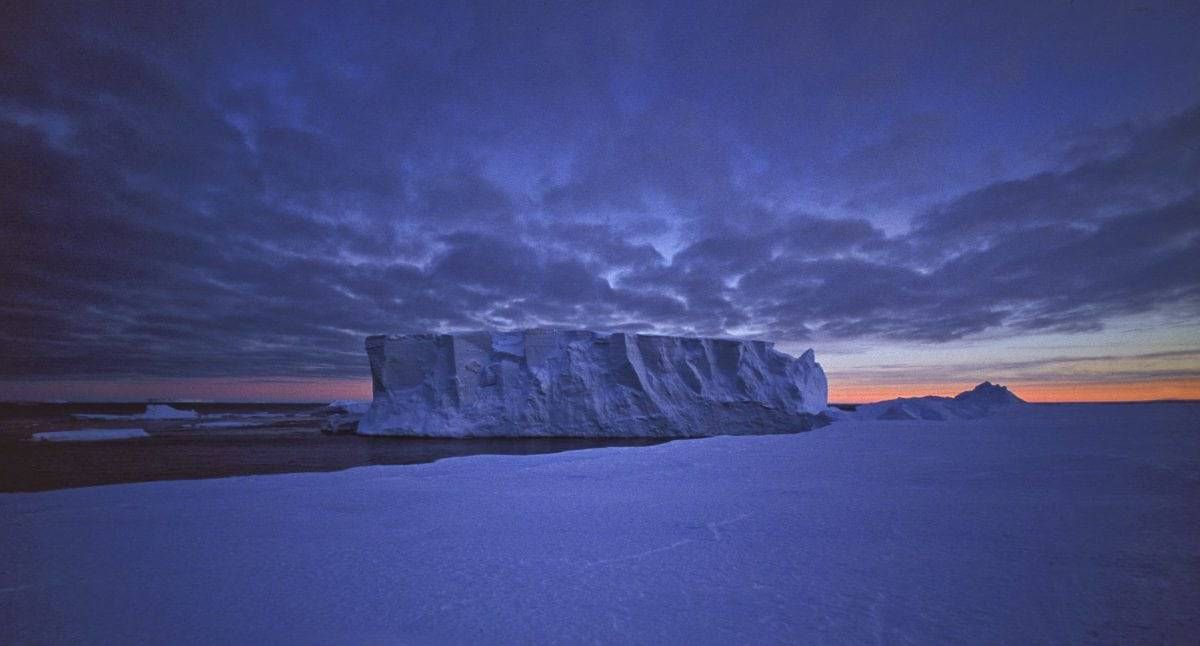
[953,381,1025,406]
[838,382,1026,422]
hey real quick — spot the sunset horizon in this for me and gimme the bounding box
[3,371,1197,405]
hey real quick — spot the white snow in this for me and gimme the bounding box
[2,402,1197,642]
[31,428,149,442]
[74,404,200,421]
[360,330,828,436]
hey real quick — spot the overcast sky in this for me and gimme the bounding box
[2,1,1198,401]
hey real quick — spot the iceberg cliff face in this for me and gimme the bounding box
[359,330,828,437]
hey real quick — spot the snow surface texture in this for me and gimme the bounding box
[359,329,828,437]
[30,428,149,442]
[847,381,1025,421]
[74,404,199,421]
[2,403,1196,643]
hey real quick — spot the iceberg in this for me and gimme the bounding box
[359,329,828,437]
[846,381,1026,421]
[139,404,200,420]
[73,404,199,421]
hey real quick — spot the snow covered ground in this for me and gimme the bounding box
[2,403,1197,643]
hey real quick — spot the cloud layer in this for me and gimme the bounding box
[2,1,1198,385]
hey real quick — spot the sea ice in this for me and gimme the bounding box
[2,402,1196,642]
[314,400,370,434]
[187,421,257,429]
[73,404,199,421]
[319,400,370,415]
[31,428,149,442]
[139,404,200,419]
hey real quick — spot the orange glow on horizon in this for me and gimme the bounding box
[829,378,1200,404]
[3,377,1199,404]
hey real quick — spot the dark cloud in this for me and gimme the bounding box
[911,107,1200,255]
[1,1,1198,385]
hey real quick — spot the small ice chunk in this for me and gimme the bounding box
[74,404,200,421]
[189,421,256,429]
[321,400,370,415]
[33,428,149,442]
[140,404,200,419]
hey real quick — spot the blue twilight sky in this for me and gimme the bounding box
[1,1,1198,401]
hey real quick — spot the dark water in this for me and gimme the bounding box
[0,403,672,492]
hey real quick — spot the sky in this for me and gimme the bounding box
[2,0,1198,403]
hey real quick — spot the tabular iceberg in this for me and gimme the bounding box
[358,329,828,437]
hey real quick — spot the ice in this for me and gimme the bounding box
[321,400,370,415]
[821,405,853,420]
[74,404,199,421]
[139,404,199,419]
[846,381,1026,421]
[187,421,256,429]
[314,400,370,434]
[954,380,1023,405]
[2,402,1196,642]
[322,414,360,435]
[360,329,828,437]
[31,428,149,442]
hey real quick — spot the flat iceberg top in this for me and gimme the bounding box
[360,329,827,437]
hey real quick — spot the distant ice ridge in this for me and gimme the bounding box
[315,400,370,435]
[139,404,200,419]
[73,404,199,421]
[841,382,1026,421]
[188,421,257,429]
[359,329,828,437]
[318,400,370,415]
[33,428,149,442]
